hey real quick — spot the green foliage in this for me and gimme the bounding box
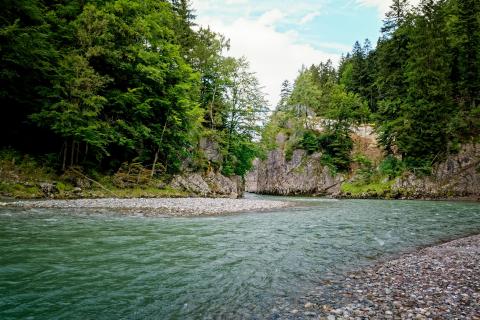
[222,136,261,177]
[341,179,394,197]
[0,0,268,179]
[337,0,480,171]
[378,155,406,178]
[317,130,353,172]
[300,130,320,154]
[352,154,375,182]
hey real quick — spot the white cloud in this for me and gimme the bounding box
[299,11,321,24]
[258,9,285,26]
[356,0,421,16]
[317,42,352,52]
[356,0,391,16]
[225,0,248,4]
[196,14,340,107]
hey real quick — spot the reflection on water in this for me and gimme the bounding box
[0,197,479,319]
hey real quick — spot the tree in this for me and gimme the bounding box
[0,0,58,152]
[382,0,411,35]
[221,57,268,176]
[447,0,480,138]
[31,54,111,170]
[277,80,292,110]
[374,1,413,153]
[190,27,231,130]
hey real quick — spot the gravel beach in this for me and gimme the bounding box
[3,197,294,216]
[291,234,480,319]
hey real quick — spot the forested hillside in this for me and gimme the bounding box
[2,0,479,199]
[262,0,480,175]
[0,0,267,179]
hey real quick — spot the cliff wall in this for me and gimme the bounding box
[247,131,480,200]
[245,149,344,196]
[393,144,480,199]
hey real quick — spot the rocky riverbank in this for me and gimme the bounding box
[287,234,480,319]
[246,143,480,201]
[3,197,294,216]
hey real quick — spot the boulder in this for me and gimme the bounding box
[171,171,244,198]
[171,173,210,197]
[39,182,58,196]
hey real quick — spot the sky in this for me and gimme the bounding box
[190,0,418,107]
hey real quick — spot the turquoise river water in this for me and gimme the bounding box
[0,196,479,319]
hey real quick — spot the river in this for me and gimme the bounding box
[1,196,479,319]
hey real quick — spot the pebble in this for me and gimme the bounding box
[5,197,294,216]
[284,234,480,319]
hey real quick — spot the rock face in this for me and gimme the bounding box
[393,144,480,199]
[199,137,223,164]
[245,149,344,196]
[246,130,479,199]
[171,171,244,198]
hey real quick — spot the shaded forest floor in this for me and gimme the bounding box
[0,152,187,199]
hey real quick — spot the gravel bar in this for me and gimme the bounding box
[291,234,480,319]
[3,197,294,216]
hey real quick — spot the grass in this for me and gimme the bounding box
[0,182,43,199]
[341,179,394,197]
[0,149,188,199]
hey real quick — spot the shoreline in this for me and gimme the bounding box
[1,197,295,217]
[292,234,480,319]
[335,193,480,202]
[249,191,480,202]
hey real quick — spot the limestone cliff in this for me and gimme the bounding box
[392,144,480,199]
[247,129,480,200]
[245,149,344,196]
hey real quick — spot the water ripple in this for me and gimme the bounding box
[0,199,479,319]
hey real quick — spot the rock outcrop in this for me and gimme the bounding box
[171,171,244,198]
[245,149,344,196]
[393,144,480,199]
[247,125,480,199]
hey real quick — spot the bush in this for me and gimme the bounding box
[318,129,353,172]
[353,154,374,182]
[378,155,405,178]
[300,130,320,154]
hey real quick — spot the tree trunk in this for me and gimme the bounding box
[70,139,75,167]
[151,116,169,177]
[75,141,80,165]
[151,148,160,178]
[84,143,88,162]
[62,141,67,171]
[210,85,217,129]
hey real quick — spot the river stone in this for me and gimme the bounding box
[39,182,58,195]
